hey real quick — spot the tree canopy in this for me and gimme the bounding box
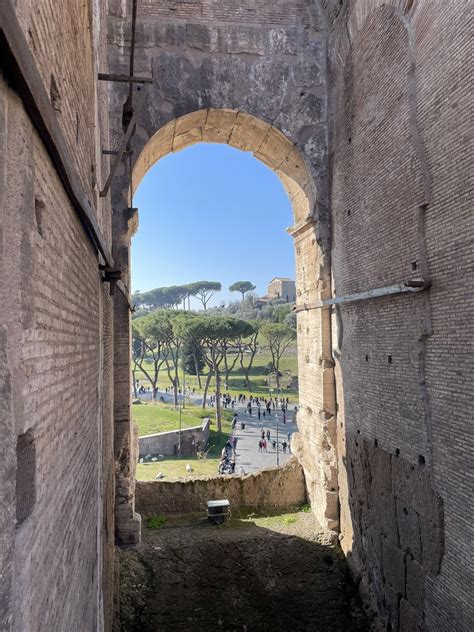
[133,280,221,311]
[229,281,256,303]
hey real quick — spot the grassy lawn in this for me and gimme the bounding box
[132,401,206,436]
[134,352,298,402]
[136,408,234,480]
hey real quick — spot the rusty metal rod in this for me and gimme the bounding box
[98,73,152,84]
[294,278,431,313]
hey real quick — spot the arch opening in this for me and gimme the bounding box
[128,111,313,485]
[130,109,316,227]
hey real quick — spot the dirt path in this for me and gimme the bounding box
[116,510,371,631]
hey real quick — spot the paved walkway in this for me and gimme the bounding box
[135,387,297,473]
[229,405,295,473]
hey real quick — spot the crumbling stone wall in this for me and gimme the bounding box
[0,1,115,630]
[325,1,474,630]
[136,458,306,517]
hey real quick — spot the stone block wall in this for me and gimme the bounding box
[138,418,211,457]
[0,2,115,630]
[325,1,474,630]
[136,457,306,516]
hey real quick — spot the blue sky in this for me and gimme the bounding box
[132,143,295,308]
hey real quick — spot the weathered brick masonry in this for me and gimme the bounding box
[0,0,472,630]
[1,1,115,630]
[325,0,473,630]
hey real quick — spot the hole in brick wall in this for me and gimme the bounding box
[388,355,393,364]
[411,260,417,270]
[348,137,351,144]
[300,91,305,97]
[34,198,44,237]
[50,74,61,113]
[355,440,359,447]
[356,429,360,434]
[347,209,351,217]
[323,555,334,568]
[365,354,369,362]
[418,455,426,466]
[16,429,36,525]
[403,507,408,515]
[374,438,378,447]
[395,448,400,457]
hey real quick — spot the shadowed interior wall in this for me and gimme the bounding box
[0,1,115,629]
[325,1,473,630]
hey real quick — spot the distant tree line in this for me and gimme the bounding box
[132,281,222,312]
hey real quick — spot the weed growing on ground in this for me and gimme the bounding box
[146,515,166,529]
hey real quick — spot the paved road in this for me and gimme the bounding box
[135,387,297,473]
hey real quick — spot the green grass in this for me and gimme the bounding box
[132,401,206,436]
[136,408,234,480]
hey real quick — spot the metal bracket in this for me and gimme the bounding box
[99,265,122,295]
[294,277,431,313]
[98,73,153,84]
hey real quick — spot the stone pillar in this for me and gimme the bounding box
[289,218,338,531]
[113,199,141,545]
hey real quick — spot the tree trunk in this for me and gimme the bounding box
[193,353,202,389]
[244,367,251,390]
[172,379,179,407]
[152,384,158,400]
[215,369,222,439]
[132,368,138,398]
[202,370,213,409]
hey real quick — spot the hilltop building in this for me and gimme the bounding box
[267,278,296,303]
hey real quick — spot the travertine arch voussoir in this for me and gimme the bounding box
[131,108,314,224]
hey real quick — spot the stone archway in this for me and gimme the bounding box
[131,109,314,223]
[106,1,337,544]
[111,106,338,545]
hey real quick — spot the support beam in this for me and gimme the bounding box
[294,278,431,313]
[99,108,139,197]
[0,0,114,268]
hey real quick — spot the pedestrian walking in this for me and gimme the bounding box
[258,409,261,420]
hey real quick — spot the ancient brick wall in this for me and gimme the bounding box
[326,1,473,630]
[0,1,115,629]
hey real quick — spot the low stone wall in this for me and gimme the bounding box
[139,418,210,458]
[136,457,306,516]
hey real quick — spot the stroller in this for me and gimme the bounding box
[218,456,235,475]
